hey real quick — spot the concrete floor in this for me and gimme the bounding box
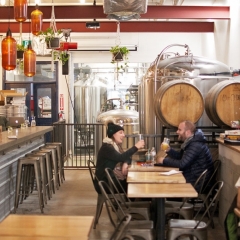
[13,170,226,240]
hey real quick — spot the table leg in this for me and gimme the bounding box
[156,198,165,240]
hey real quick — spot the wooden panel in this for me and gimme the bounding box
[127,171,186,183]
[128,183,197,198]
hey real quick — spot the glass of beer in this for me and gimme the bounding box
[161,137,170,151]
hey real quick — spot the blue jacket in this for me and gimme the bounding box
[163,129,214,192]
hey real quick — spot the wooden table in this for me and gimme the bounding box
[127,183,197,240]
[0,215,94,239]
[129,165,179,172]
[127,171,186,184]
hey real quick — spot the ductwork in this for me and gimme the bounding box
[103,0,148,21]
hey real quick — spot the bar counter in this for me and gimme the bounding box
[215,138,240,225]
[0,126,53,222]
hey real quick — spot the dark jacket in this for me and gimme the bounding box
[94,142,138,193]
[163,129,214,192]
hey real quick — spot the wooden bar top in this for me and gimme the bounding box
[0,215,94,239]
[216,138,240,154]
[129,165,179,172]
[127,171,186,184]
[128,183,198,198]
[0,126,53,153]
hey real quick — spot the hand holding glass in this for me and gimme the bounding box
[161,137,170,151]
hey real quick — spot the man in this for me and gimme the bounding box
[157,120,214,192]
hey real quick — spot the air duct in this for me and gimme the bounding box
[103,0,148,21]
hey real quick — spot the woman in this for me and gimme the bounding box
[94,119,145,193]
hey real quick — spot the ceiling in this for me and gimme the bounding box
[0,0,230,33]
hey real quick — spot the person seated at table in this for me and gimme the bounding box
[94,118,145,194]
[156,120,214,193]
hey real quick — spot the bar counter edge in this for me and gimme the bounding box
[0,126,53,222]
[216,138,240,226]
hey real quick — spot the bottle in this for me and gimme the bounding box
[31,116,36,127]
[145,149,151,163]
[150,147,156,165]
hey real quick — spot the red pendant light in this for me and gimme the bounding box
[1,28,17,71]
[31,5,43,36]
[14,0,28,22]
[24,43,36,77]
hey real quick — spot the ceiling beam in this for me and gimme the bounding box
[0,5,230,20]
[0,21,214,33]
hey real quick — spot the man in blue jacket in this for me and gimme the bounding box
[157,120,214,192]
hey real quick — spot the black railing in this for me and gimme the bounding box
[53,122,223,168]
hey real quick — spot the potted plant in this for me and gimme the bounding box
[110,45,129,70]
[53,50,69,75]
[38,27,62,49]
[17,44,25,59]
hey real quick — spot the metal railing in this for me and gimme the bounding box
[53,122,223,168]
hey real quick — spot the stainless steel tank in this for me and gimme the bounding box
[97,98,139,149]
[139,44,232,137]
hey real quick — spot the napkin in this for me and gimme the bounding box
[159,170,182,175]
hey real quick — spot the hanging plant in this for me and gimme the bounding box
[110,45,129,70]
[17,44,25,59]
[38,27,62,49]
[53,50,69,75]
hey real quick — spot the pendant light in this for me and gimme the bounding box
[2,29,17,71]
[14,0,28,22]
[31,4,43,36]
[24,42,36,77]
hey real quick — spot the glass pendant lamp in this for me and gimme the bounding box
[14,0,27,22]
[24,43,36,77]
[1,28,17,71]
[31,5,43,36]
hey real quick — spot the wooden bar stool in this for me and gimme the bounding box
[39,146,60,190]
[14,157,44,213]
[46,142,65,183]
[32,149,55,197]
[25,153,51,202]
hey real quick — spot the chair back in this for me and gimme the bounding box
[105,168,130,205]
[193,180,224,228]
[202,160,221,194]
[194,169,208,194]
[98,180,127,223]
[87,160,98,183]
[110,214,132,240]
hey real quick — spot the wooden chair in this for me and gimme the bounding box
[166,181,224,240]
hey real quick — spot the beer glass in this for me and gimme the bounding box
[161,137,170,151]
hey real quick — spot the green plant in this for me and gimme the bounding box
[38,27,62,43]
[17,44,25,51]
[53,50,69,65]
[110,45,129,70]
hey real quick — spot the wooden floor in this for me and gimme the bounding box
[12,170,226,240]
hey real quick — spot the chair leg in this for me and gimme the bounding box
[93,194,105,229]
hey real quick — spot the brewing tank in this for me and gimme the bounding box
[139,44,232,136]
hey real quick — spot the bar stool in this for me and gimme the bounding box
[25,152,51,202]
[46,142,65,183]
[14,157,44,213]
[39,146,60,190]
[32,149,55,197]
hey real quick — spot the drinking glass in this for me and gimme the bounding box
[161,137,170,151]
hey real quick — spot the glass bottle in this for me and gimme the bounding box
[150,147,156,164]
[31,5,43,36]
[31,116,36,127]
[14,0,28,22]
[1,28,17,71]
[24,43,36,77]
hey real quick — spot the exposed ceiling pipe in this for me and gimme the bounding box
[173,0,184,5]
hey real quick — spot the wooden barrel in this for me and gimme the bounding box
[154,80,204,128]
[205,80,240,127]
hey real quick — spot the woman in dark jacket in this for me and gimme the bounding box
[94,119,145,193]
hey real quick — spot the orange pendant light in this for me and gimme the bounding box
[1,28,17,71]
[14,0,27,22]
[31,5,43,36]
[24,43,36,77]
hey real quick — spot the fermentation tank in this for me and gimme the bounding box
[97,98,139,149]
[139,44,233,139]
